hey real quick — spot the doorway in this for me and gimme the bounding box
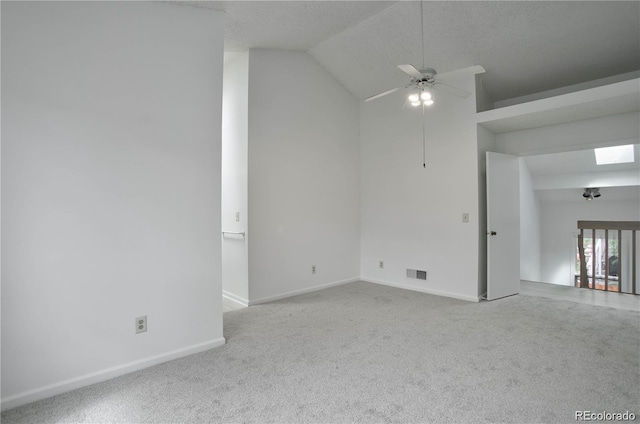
[221,51,250,311]
[520,147,640,291]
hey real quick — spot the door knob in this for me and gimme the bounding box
[488,231,497,236]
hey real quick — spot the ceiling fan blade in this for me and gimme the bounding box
[365,86,404,102]
[433,82,471,99]
[397,64,425,80]
[435,65,485,80]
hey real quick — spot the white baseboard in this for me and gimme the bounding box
[1,337,226,412]
[222,290,249,307]
[361,277,480,303]
[248,277,359,305]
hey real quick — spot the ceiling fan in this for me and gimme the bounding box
[365,64,486,105]
[364,1,486,167]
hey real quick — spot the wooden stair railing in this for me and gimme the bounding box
[577,221,639,294]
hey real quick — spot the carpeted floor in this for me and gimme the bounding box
[2,281,639,423]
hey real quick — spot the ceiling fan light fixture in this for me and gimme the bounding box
[423,99,434,106]
[583,187,601,200]
[420,90,431,100]
[411,101,421,107]
[408,93,419,102]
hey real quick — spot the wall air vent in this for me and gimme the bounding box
[406,269,427,280]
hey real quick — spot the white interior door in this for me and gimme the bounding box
[486,152,520,300]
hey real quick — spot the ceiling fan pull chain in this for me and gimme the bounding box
[422,103,426,168]
[420,1,425,69]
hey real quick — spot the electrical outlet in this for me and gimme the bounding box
[312,265,316,274]
[379,260,384,269]
[135,316,147,334]
[235,212,240,222]
[462,213,470,223]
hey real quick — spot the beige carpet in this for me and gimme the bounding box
[3,281,639,423]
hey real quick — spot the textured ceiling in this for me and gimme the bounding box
[185,0,640,103]
[309,1,640,102]
[181,1,395,51]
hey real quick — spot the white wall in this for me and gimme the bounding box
[1,2,225,409]
[360,76,480,302]
[494,71,640,109]
[247,49,360,303]
[540,199,640,285]
[519,161,542,281]
[222,52,250,304]
[496,112,639,156]
[476,75,495,113]
[533,170,640,191]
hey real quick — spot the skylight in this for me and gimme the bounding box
[594,145,635,165]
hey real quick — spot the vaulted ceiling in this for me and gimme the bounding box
[188,1,640,103]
